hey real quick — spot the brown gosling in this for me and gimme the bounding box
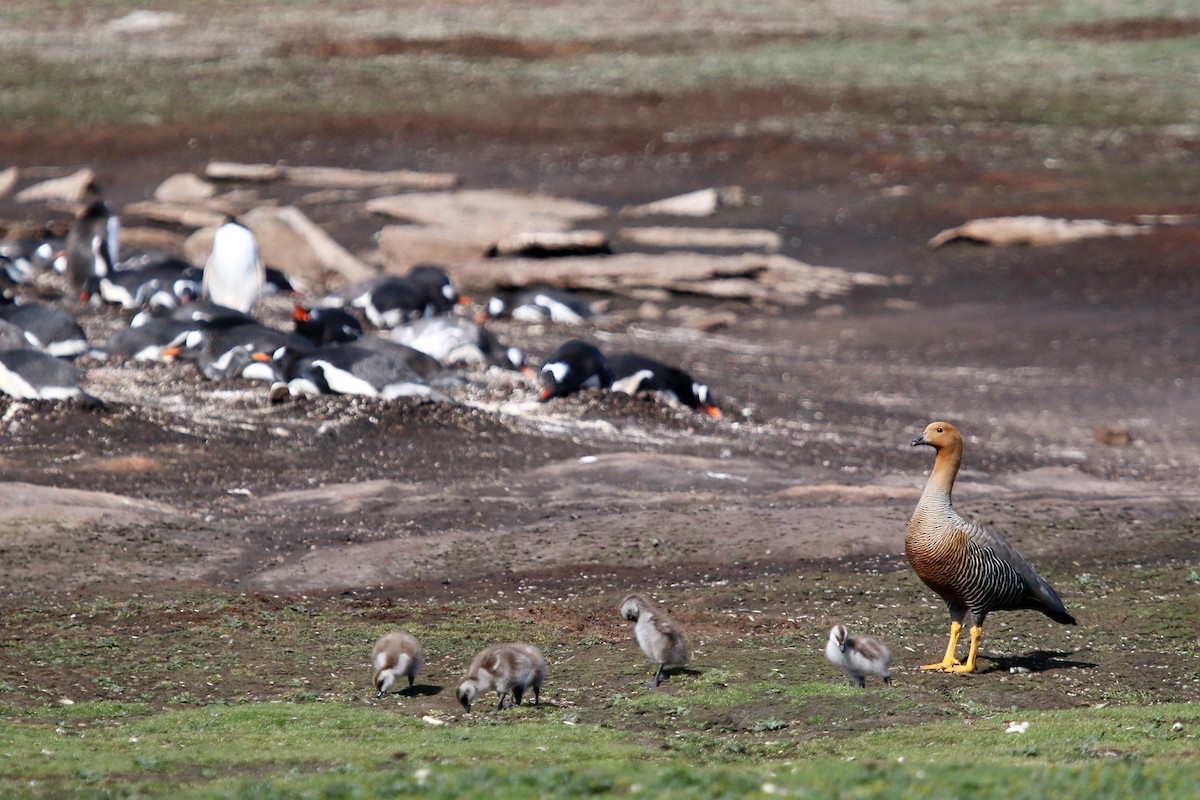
[371,630,424,698]
[907,421,1077,674]
[825,624,893,687]
[456,643,545,712]
[619,594,690,688]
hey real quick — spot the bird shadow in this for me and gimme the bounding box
[980,649,1097,675]
[397,684,443,698]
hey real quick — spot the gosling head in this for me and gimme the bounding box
[374,669,394,699]
[619,594,645,622]
[911,421,962,450]
[456,681,477,712]
[829,624,849,653]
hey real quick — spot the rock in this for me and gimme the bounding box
[14,167,95,203]
[105,10,185,33]
[619,186,745,217]
[283,165,458,190]
[154,173,216,202]
[1093,426,1133,446]
[0,166,17,198]
[366,188,607,228]
[375,225,487,272]
[619,226,781,251]
[123,200,228,229]
[486,229,610,258]
[0,482,172,526]
[118,226,188,254]
[928,216,1151,248]
[444,251,888,307]
[205,162,285,182]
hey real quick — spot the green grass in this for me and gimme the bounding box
[2,0,1199,180]
[1,701,1198,798]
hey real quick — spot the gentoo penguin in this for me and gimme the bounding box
[825,624,893,688]
[619,594,690,688]
[456,643,545,712]
[275,338,460,401]
[102,317,193,363]
[371,631,425,698]
[202,217,264,314]
[175,322,309,382]
[0,347,88,401]
[293,304,364,347]
[389,316,531,375]
[482,287,593,325]
[538,339,612,401]
[0,297,89,359]
[82,253,201,310]
[406,265,463,316]
[64,199,119,296]
[0,237,59,281]
[348,266,462,328]
[134,300,257,330]
[907,421,1076,673]
[607,352,721,418]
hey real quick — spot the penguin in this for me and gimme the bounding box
[538,339,612,401]
[482,287,593,325]
[83,253,201,310]
[824,624,893,688]
[102,317,194,363]
[64,199,118,296]
[292,304,364,347]
[389,316,531,375]
[0,347,88,401]
[174,322,309,382]
[607,352,721,419]
[132,300,258,331]
[276,338,461,401]
[0,297,90,359]
[347,265,463,328]
[201,217,264,314]
[456,643,545,712]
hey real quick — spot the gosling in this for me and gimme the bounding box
[456,643,545,712]
[825,623,893,688]
[371,630,424,698]
[620,594,690,688]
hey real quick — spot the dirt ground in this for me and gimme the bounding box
[2,79,1199,717]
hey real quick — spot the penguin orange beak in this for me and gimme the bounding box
[161,346,182,358]
[538,387,553,402]
[473,310,489,324]
[292,305,310,323]
[251,352,272,362]
[457,295,472,306]
[519,366,537,380]
[702,404,722,420]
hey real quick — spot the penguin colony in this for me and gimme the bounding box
[4,190,1079,707]
[1,201,722,413]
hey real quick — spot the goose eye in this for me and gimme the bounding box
[936,427,944,433]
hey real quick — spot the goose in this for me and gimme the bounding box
[907,421,1076,673]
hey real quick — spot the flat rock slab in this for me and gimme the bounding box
[14,168,95,204]
[620,226,782,251]
[928,216,1151,247]
[619,186,745,217]
[154,173,217,202]
[447,251,889,306]
[205,162,458,190]
[0,167,18,198]
[0,482,173,527]
[366,189,607,228]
